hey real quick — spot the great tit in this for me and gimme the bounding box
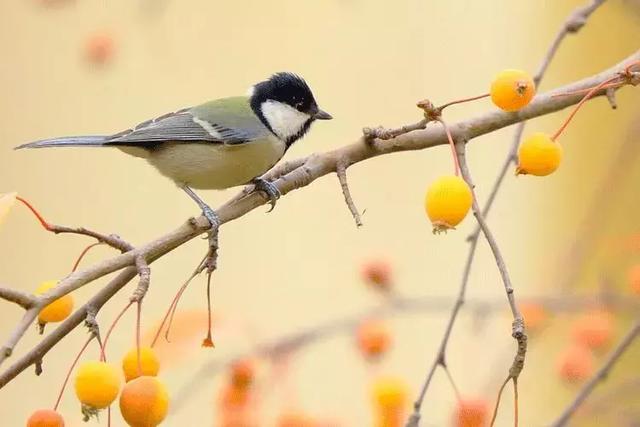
[16,72,332,226]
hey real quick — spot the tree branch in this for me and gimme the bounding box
[0,287,36,310]
[0,49,637,388]
[550,319,640,427]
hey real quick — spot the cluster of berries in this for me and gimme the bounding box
[28,280,168,427]
[423,67,601,233]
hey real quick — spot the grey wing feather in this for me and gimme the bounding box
[105,109,222,145]
[105,108,257,147]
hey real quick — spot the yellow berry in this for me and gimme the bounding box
[371,376,408,427]
[122,346,160,382]
[424,175,473,233]
[74,361,121,410]
[36,280,74,324]
[516,132,562,176]
[119,376,169,427]
[371,376,408,411]
[490,69,535,111]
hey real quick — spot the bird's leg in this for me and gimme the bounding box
[251,177,281,212]
[181,186,220,273]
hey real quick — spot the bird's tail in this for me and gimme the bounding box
[15,136,108,150]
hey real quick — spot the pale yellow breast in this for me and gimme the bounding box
[147,137,286,189]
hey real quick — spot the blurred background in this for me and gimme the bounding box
[1,0,639,426]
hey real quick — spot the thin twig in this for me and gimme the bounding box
[336,159,363,227]
[550,319,640,427]
[16,196,133,253]
[456,139,527,424]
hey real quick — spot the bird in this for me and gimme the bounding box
[16,72,332,229]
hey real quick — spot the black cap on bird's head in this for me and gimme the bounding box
[250,72,332,146]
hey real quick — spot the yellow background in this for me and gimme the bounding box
[0,1,639,426]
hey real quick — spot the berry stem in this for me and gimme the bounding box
[513,379,519,427]
[71,242,104,273]
[489,377,510,427]
[551,75,623,141]
[443,366,461,403]
[136,301,142,376]
[202,272,215,347]
[438,119,461,176]
[151,264,202,347]
[101,301,133,362]
[437,93,490,111]
[15,196,53,231]
[53,335,95,411]
[551,80,624,98]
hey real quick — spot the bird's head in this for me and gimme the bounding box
[249,72,332,146]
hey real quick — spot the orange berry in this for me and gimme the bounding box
[490,69,535,112]
[122,346,160,382]
[119,376,169,427]
[557,345,594,384]
[356,319,391,359]
[27,409,65,427]
[230,359,255,389]
[361,259,393,292]
[516,132,562,176]
[453,398,489,427]
[85,32,115,65]
[74,361,121,410]
[36,280,74,324]
[627,264,640,295]
[425,176,473,233]
[519,302,548,332]
[277,411,318,427]
[219,383,252,410]
[571,309,614,351]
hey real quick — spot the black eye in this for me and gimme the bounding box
[294,102,304,111]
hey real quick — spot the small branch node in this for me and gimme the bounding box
[130,256,151,303]
[605,87,617,109]
[84,306,101,339]
[363,118,429,142]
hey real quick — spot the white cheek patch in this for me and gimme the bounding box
[260,100,311,141]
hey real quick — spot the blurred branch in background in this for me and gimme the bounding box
[550,319,640,427]
[171,290,640,413]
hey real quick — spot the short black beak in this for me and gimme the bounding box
[314,109,333,120]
